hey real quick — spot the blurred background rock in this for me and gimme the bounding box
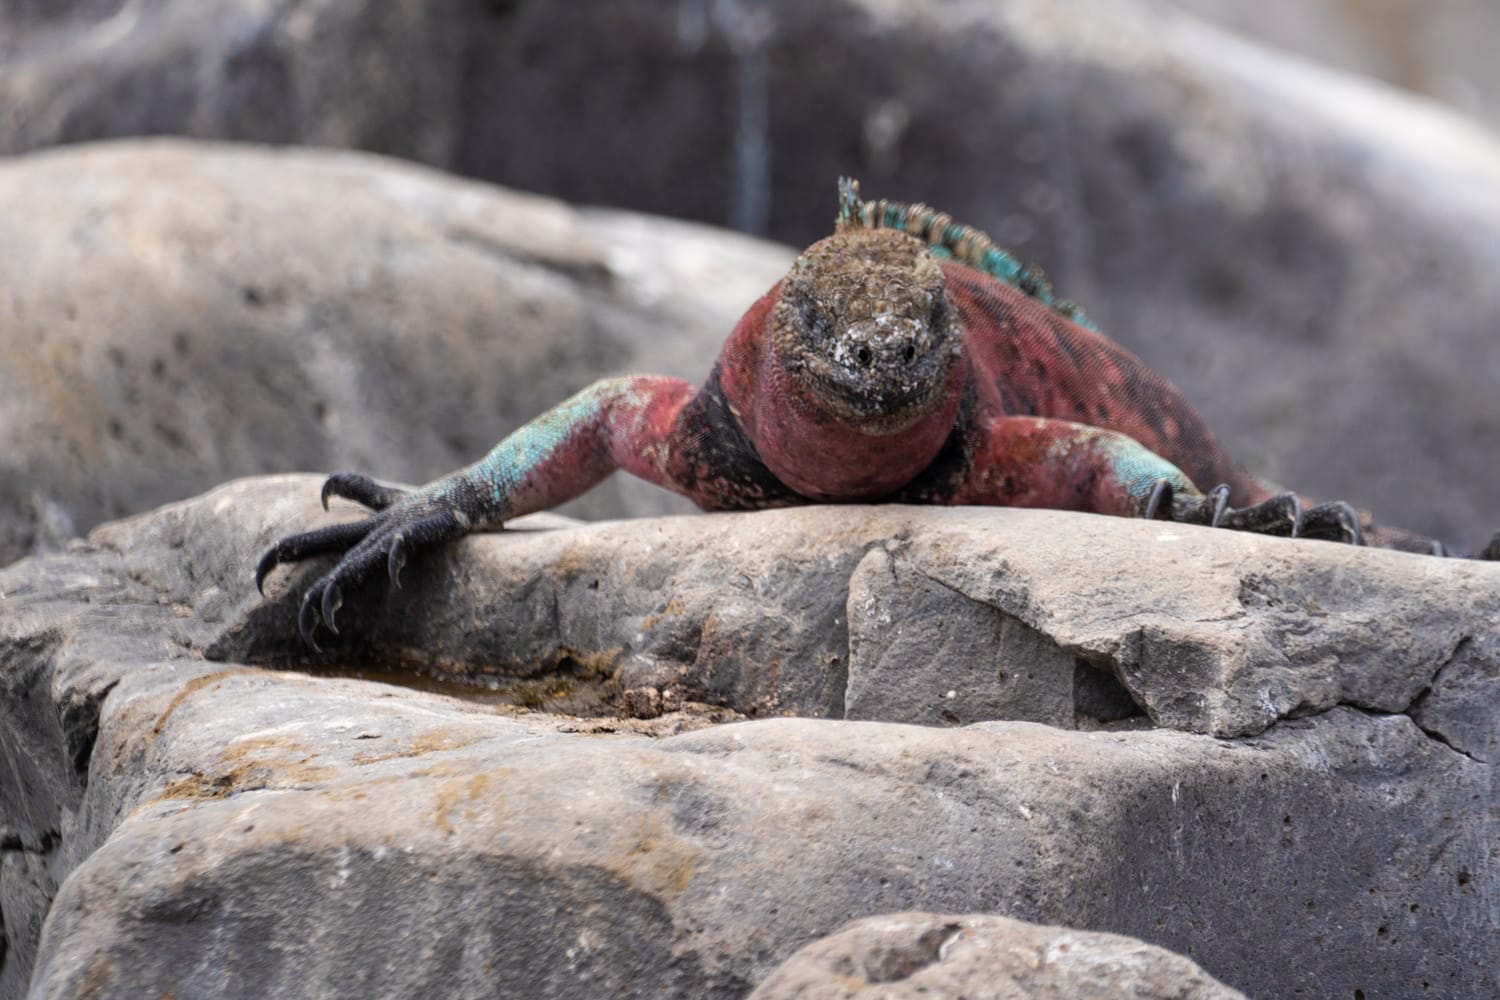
[3,0,1499,560]
[10,0,1500,231]
[1171,0,1500,130]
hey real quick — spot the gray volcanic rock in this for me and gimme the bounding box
[1410,633,1500,764]
[0,477,1495,998]
[0,141,792,564]
[6,1,1500,547]
[1169,0,1500,132]
[0,0,469,162]
[747,911,1247,999]
[233,477,1500,740]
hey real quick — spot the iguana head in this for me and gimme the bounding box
[772,227,964,434]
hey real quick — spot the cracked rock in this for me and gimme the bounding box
[0,477,1495,998]
[227,478,1500,739]
[1409,635,1500,765]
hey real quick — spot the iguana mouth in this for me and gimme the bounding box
[794,341,956,432]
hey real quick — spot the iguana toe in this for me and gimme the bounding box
[255,519,375,595]
[322,472,406,512]
[1205,484,1231,528]
[321,582,343,635]
[1480,533,1500,560]
[1210,492,1304,536]
[1147,484,1364,545]
[298,586,324,650]
[1299,501,1365,546]
[388,534,408,589]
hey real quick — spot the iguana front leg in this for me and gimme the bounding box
[257,375,699,645]
[905,416,1362,541]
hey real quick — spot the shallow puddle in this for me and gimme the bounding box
[285,660,743,736]
[298,660,620,716]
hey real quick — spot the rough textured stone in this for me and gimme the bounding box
[0,478,1495,998]
[1410,634,1500,764]
[747,911,1246,999]
[228,477,1500,740]
[0,141,791,564]
[6,1,1500,547]
[0,0,471,163]
[844,547,1122,730]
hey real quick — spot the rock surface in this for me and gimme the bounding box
[0,141,791,564]
[6,2,1500,546]
[1169,0,1500,131]
[1,477,1495,998]
[746,911,1246,999]
[0,0,470,164]
[234,478,1500,742]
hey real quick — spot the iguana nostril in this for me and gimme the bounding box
[856,346,872,366]
[903,344,916,363]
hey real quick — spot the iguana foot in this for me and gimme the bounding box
[1145,480,1363,544]
[256,474,471,647]
[1297,500,1366,545]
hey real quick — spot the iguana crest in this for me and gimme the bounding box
[835,177,1097,330]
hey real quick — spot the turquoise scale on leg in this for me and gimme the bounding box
[1096,433,1199,506]
[426,379,636,516]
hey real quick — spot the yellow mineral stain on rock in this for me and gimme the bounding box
[217,737,340,786]
[76,951,117,1000]
[351,727,483,766]
[155,772,214,801]
[619,812,702,898]
[150,764,257,803]
[151,668,262,736]
[640,598,685,632]
[434,772,495,835]
[220,735,315,760]
[545,546,607,583]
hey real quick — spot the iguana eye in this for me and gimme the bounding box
[799,302,830,338]
[929,299,949,329]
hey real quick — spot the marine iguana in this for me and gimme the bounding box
[259,179,1439,646]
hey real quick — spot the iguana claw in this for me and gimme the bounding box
[255,518,376,595]
[255,548,278,597]
[321,583,343,635]
[322,472,405,512]
[261,474,474,647]
[388,534,407,590]
[1145,479,1174,521]
[298,591,322,651]
[1144,479,1359,544]
[1207,484,1231,528]
[1286,496,1306,538]
[1481,534,1500,560]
